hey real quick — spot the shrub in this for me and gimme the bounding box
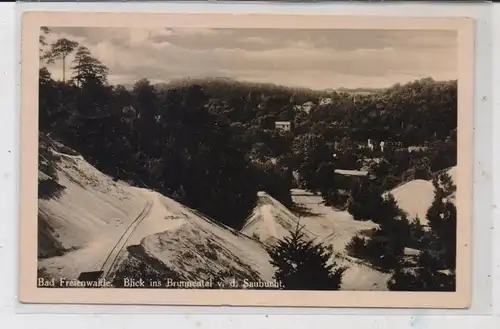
[388,264,455,291]
[254,160,293,207]
[413,163,432,180]
[406,216,426,249]
[321,188,349,209]
[346,230,403,271]
[347,178,384,221]
[365,230,404,270]
[267,225,347,290]
[345,235,367,259]
[345,194,408,271]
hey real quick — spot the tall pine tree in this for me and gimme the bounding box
[46,38,79,82]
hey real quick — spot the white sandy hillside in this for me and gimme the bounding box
[241,191,301,246]
[119,192,276,284]
[38,136,147,260]
[38,137,274,284]
[333,255,391,291]
[389,180,435,224]
[390,166,457,225]
[241,190,388,290]
[291,189,379,252]
[289,189,388,290]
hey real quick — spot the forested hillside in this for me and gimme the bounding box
[38,28,457,231]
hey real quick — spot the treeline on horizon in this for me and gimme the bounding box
[38,30,457,230]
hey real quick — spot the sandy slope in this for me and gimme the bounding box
[38,138,274,285]
[242,190,378,253]
[241,191,301,245]
[128,194,275,284]
[390,180,435,224]
[38,145,148,259]
[242,189,389,290]
[38,142,149,280]
[111,191,275,286]
[290,189,378,252]
[289,189,389,290]
[390,166,457,225]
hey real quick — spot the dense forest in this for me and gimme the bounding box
[38,32,457,224]
[38,28,458,291]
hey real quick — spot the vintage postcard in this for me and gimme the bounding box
[19,12,475,308]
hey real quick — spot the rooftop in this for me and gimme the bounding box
[334,169,370,177]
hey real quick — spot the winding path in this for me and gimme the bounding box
[99,198,154,279]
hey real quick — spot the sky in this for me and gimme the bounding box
[43,27,458,90]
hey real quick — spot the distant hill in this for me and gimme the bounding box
[120,77,453,99]
[152,77,321,97]
[335,87,388,95]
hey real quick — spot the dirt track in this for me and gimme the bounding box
[101,198,154,279]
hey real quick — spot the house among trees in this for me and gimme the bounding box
[334,169,375,184]
[275,121,291,132]
[333,169,375,196]
[334,169,371,177]
[407,145,429,153]
[293,101,315,114]
[319,97,333,106]
[323,169,377,209]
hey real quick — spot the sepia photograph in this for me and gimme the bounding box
[19,12,474,308]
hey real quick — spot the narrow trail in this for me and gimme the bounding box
[289,189,386,278]
[53,189,190,283]
[51,150,84,159]
[100,197,154,279]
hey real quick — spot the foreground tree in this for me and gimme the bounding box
[267,225,347,290]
